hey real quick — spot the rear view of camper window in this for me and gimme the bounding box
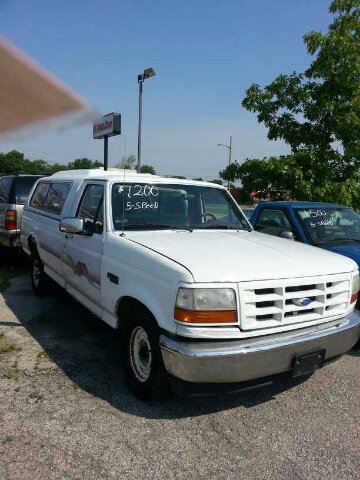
[30,182,71,215]
[30,183,51,208]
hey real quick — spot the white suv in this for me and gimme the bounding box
[0,174,45,250]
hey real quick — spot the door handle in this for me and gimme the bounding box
[64,234,73,239]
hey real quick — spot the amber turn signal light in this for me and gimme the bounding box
[174,307,237,324]
[350,292,358,305]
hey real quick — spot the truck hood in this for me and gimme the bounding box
[325,243,360,270]
[127,230,358,282]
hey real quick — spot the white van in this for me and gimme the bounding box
[21,169,360,398]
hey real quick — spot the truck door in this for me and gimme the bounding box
[62,183,104,317]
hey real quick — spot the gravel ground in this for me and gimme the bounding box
[0,263,359,480]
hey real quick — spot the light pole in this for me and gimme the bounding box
[137,67,156,173]
[217,135,232,190]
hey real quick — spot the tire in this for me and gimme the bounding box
[31,253,49,297]
[121,309,169,400]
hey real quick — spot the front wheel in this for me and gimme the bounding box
[121,310,169,400]
[31,254,49,297]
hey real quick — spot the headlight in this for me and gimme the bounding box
[351,273,359,305]
[174,288,237,324]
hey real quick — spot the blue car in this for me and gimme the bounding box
[250,200,360,277]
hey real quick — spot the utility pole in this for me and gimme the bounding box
[228,136,232,191]
[137,68,156,173]
[217,136,233,190]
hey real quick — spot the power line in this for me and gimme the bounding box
[1,142,226,177]
[58,132,218,151]
[56,131,125,145]
[1,134,236,164]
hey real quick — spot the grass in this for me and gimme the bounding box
[2,435,14,444]
[0,332,4,340]
[37,350,49,359]
[4,359,20,380]
[4,369,19,380]
[35,350,51,371]
[0,344,22,354]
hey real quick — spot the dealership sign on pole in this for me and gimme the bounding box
[93,112,121,171]
[93,112,121,139]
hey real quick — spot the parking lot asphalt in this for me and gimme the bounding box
[0,260,359,480]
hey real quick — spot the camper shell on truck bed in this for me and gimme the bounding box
[21,169,360,398]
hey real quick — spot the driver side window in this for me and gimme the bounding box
[255,208,295,238]
[77,184,104,235]
[202,191,230,222]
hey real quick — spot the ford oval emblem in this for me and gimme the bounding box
[293,297,312,307]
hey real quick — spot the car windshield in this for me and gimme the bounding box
[295,207,360,246]
[111,183,250,231]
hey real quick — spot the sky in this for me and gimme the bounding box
[1,0,332,182]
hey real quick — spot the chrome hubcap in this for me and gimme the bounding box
[129,326,152,383]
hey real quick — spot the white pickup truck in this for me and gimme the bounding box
[21,169,360,399]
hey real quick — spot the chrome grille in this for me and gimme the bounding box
[239,274,351,331]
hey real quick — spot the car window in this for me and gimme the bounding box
[295,207,360,245]
[0,177,13,203]
[42,183,71,214]
[202,191,237,223]
[242,208,254,220]
[256,209,292,229]
[30,182,51,208]
[77,184,104,234]
[16,176,43,204]
[111,183,249,231]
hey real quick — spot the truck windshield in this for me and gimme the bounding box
[111,183,250,231]
[295,207,360,246]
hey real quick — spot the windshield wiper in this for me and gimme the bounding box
[318,237,360,245]
[123,223,193,231]
[199,224,244,230]
[123,223,172,230]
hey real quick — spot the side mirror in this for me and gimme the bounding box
[59,217,86,234]
[278,229,295,241]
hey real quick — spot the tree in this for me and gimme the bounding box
[220,153,360,209]
[22,159,51,174]
[219,162,240,186]
[140,165,156,174]
[0,151,104,175]
[67,158,103,170]
[49,163,69,174]
[242,0,360,192]
[0,150,26,174]
[193,177,203,181]
[165,175,187,179]
[209,179,223,185]
[0,150,58,174]
[115,154,137,170]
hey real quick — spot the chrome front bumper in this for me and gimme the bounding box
[160,310,360,385]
